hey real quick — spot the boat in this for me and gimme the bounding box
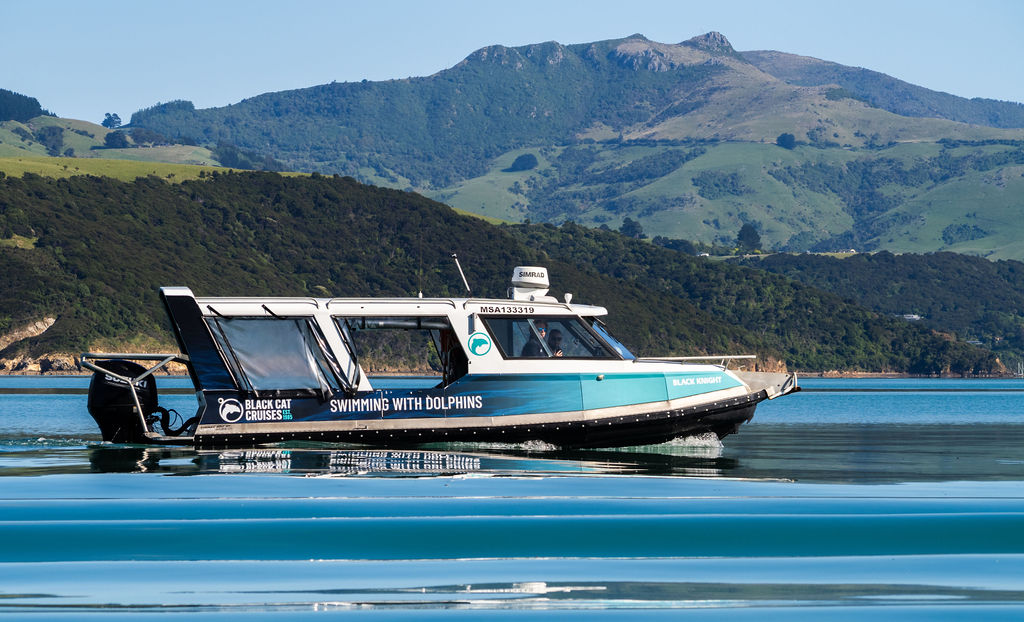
[82,266,798,448]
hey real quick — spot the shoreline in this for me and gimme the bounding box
[798,371,1018,379]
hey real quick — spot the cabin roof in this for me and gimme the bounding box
[189,294,607,316]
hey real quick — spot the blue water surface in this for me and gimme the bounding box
[0,377,1023,619]
[759,377,1024,424]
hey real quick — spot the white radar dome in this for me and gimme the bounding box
[510,266,555,301]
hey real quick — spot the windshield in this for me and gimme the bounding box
[481,316,618,359]
[588,320,636,360]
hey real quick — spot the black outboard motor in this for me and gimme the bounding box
[87,360,159,443]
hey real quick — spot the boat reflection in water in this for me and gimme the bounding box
[77,419,1024,483]
[213,448,487,475]
[84,436,730,478]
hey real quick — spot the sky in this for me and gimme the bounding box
[3,0,1023,125]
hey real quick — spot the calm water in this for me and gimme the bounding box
[1,377,1024,619]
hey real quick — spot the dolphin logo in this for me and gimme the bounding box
[468,332,492,356]
[219,398,244,423]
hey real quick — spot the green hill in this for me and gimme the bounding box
[120,33,1024,258]
[0,115,220,166]
[0,170,998,375]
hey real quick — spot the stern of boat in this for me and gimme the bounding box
[81,353,198,444]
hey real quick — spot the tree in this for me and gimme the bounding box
[104,131,129,148]
[34,126,64,156]
[503,153,538,172]
[776,132,796,149]
[130,127,166,146]
[652,236,697,255]
[102,113,122,129]
[736,223,761,252]
[619,217,645,239]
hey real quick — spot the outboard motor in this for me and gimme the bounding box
[87,360,159,443]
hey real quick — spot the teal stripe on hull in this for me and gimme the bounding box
[440,371,742,418]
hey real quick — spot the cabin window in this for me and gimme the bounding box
[481,316,618,359]
[589,319,636,360]
[207,317,343,396]
[334,316,468,386]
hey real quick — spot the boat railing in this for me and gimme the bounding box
[636,354,757,369]
[80,352,190,437]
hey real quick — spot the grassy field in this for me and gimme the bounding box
[0,120,47,157]
[1,117,110,158]
[432,136,1024,255]
[89,145,217,166]
[0,156,229,182]
[0,116,220,169]
[27,116,109,156]
[425,147,553,223]
[879,165,1024,259]
[435,141,860,245]
[0,234,37,249]
[0,156,503,225]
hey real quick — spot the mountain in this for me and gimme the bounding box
[129,33,1024,176]
[130,36,729,184]
[742,50,1024,128]
[0,170,998,375]
[122,33,1024,259]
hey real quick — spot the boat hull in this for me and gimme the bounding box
[190,389,764,449]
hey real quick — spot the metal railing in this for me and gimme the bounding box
[636,354,757,369]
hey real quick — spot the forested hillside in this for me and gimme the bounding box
[738,251,1024,361]
[129,38,724,185]
[0,89,52,123]
[0,171,999,374]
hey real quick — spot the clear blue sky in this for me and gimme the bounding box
[3,0,1022,124]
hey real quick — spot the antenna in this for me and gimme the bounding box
[451,253,471,294]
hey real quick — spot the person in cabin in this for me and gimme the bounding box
[547,329,564,357]
[521,321,548,357]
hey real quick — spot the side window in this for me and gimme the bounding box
[481,317,617,359]
[546,318,614,358]
[483,317,546,358]
[207,317,342,395]
[334,316,468,386]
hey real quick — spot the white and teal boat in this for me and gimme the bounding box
[83,266,797,448]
